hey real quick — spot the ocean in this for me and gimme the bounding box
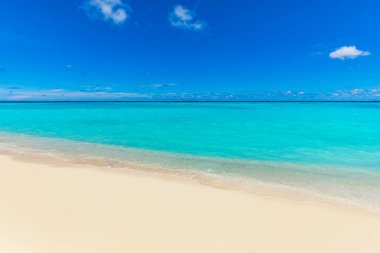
[0,102,379,209]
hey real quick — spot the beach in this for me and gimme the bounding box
[2,0,380,251]
[1,153,379,253]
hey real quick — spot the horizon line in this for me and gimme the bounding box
[0,100,380,103]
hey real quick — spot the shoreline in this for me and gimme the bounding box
[1,152,380,252]
[1,132,380,214]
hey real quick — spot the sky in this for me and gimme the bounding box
[1,0,380,101]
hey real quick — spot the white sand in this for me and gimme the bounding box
[0,153,379,253]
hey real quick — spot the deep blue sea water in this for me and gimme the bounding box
[0,102,380,208]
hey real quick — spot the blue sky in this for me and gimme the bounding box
[1,0,380,101]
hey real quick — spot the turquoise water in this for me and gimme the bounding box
[0,102,380,208]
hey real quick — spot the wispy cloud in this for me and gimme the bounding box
[169,5,206,31]
[2,85,380,101]
[84,0,129,25]
[329,46,371,60]
[141,83,177,89]
[0,88,150,101]
[79,85,113,92]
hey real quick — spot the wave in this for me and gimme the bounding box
[1,131,380,212]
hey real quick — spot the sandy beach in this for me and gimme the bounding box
[0,153,379,253]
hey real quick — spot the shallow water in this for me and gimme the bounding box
[0,102,379,209]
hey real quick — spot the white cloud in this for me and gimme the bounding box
[329,46,370,60]
[141,83,177,89]
[86,0,129,25]
[0,88,150,101]
[169,5,206,31]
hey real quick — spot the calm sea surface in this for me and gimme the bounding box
[1,102,380,209]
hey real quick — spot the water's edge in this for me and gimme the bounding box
[1,131,379,214]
